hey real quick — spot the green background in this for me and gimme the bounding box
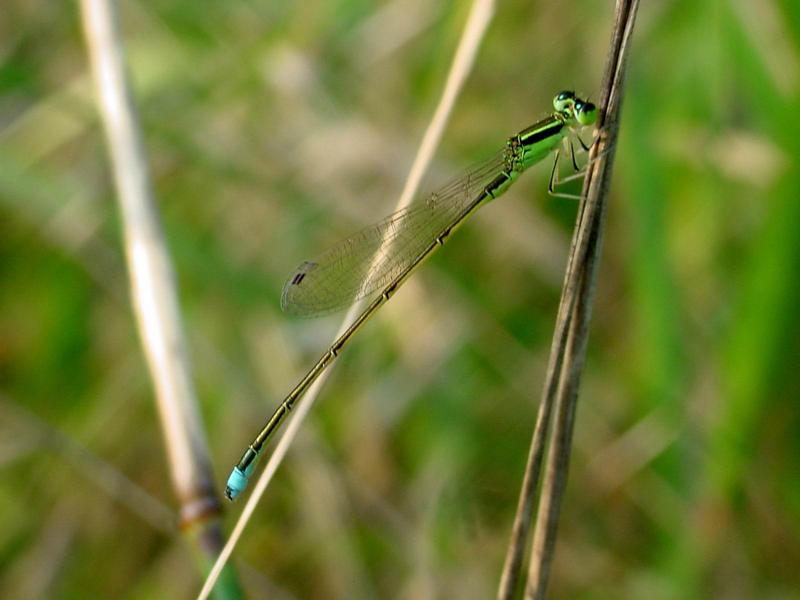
[2,0,799,598]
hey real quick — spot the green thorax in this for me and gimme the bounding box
[515,114,567,171]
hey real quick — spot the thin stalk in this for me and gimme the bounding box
[78,1,241,597]
[197,1,496,598]
[498,1,640,598]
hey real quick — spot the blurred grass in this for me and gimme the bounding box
[2,0,799,598]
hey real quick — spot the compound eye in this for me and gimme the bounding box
[553,90,576,112]
[576,101,598,126]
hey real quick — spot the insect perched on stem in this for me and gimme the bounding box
[225,91,598,501]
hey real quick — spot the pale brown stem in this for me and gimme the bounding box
[78,0,237,591]
[498,1,640,598]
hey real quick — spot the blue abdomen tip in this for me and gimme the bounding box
[225,467,249,501]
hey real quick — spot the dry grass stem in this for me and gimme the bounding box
[78,0,235,591]
[197,1,496,597]
[498,1,641,598]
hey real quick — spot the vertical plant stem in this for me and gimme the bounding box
[525,2,639,597]
[498,1,640,598]
[78,0,240,596]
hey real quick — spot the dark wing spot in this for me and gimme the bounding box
[289,261,318,286]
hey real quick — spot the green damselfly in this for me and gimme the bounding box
[226,91,598,500]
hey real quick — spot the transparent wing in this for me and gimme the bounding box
[281,148,510,317]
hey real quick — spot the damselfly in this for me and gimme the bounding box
[226,91,598,500]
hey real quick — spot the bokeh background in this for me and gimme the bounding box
[2,0,799,598]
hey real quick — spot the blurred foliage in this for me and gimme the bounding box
[2,0,799,598]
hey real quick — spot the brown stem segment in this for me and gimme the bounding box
[497,1,641,598]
